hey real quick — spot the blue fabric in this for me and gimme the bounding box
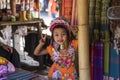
[51,13,57,18]
[109,47,120,79]
[7,69,39,80]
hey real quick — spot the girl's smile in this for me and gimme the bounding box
[57,40,64,43]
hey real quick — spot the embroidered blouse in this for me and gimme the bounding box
[47,40,78,79]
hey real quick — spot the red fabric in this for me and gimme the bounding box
[49,17,69,32]
[62,0,73,23]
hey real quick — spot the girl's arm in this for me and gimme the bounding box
[34,34,48,55]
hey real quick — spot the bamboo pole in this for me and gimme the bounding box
[77,0,90,80]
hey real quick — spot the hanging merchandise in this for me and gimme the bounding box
[2,0,6,9]
[25,0,29,11]
[19,11,28,21]
[20,0,29,20]
[107,6,120,20]
[61,0,72,22]
[107,6,120,54]
[21,0,25,11]
[32,0,39,18]
[71,0,78,26]
[6,0,10,9]
[100,0,110,79]
[18,26,28,37]
[25,0,33,20]
[0,25,13,47]
[29,0,34,11]
[103,31,110,78]
[93,41,104,80]
[107,1,120,78]
[89,0,96,42]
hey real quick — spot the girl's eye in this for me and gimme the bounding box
[62,34,65,36]
[54,34,59,36]
[62,33,66,36]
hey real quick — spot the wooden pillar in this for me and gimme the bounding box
[77,0,90,80]
[10,0,16,15]
[37,0,40,18]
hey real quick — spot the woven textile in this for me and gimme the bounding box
[62,0,72,22]
[7,68,45,80]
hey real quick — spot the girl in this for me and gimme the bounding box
[34,16,78,80]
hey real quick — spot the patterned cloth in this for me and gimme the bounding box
[7,68,49,80]
[47,40,78,80]
[7,68,39,80]
[49,16,70,32]
[0,60,15,80]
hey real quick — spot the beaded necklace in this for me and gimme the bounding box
[52,42,75,68]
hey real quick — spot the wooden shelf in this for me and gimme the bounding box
[0,19,42,36]
[0,20,42,26]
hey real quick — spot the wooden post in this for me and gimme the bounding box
[37,0,40,18]
[10,0,16,16]
[77,0,90,80]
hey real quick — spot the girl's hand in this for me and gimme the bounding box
[70,25,78,39]
[39,34,47,45]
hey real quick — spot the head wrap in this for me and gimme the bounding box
[49,16,70,32]
[49,16,71,47]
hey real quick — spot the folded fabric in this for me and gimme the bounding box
[0,57,15,79]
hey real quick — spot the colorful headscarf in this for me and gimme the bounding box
[49,16,70,32]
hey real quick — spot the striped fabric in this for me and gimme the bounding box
[7,68,39,80]
[71,0,78,26]
[101,0,110,30]
[100,0,110,77]
[109,47,120,79]
[109,0,120,79]
[90,42,94,80]
[93,41,104,80]
[62,0,73,22]
[89,0,96,42]
[103,40,110,76]
[89,0,96,30]
[95,0,101,29]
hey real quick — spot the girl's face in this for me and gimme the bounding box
[53,28,67,45]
